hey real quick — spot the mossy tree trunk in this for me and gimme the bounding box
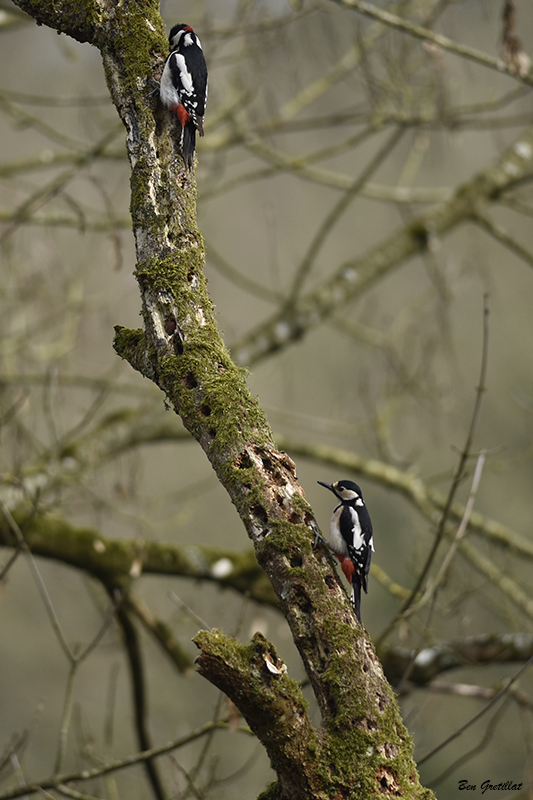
[11,1,434,797]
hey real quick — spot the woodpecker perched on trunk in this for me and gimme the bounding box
[159,23,208,169]
[318,480,374,623]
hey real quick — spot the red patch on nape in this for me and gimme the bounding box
[340,557,355,584]
[175,103,191,128]
[183,25,194,32]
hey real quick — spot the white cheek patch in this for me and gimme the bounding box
[338,487,359,502]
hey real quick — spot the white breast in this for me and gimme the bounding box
[160,57,180,109]
[329,507,348,556]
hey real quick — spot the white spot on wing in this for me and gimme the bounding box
[349,507,364,549]
[175,53,194,94]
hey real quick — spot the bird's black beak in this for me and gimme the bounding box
[317,480,336,494]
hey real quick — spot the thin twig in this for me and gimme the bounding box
[427,697,510,788]
[411,449,487,613]
[377,295,490,643]
[0,92,90,151]
[474,212,533,270]
[232,119,533,367]
[0,500,74,661]
[187,592,250,790]
[417,653,533,765]
[56,786,102,800]
[170,592,212,631]
[54,664,78,775]
[329,0,533,87]
[429,680,533,710]
[126,593,192,673]
[0,126,122,243]
[286,125,405,302]
[278,433,533,562]
[0,548,22,581]
[0,722,252,800]
[168,756,203,800]
[206,239,281,304]
[104,662,120,751]
[55,595,119,773]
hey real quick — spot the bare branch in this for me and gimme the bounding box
[276,436,533,562]
[392,296,490,624]
[417,653,533,765]
[0,722,248,800]
[329,0,533,86]
[379,633,533,686]
[474,210,533,269]
[126,594,193,672]
[0,500,74,662]
[286,125,405,302]
[414,450,487,612]
[0,511,277,605]
[232,129,533,366]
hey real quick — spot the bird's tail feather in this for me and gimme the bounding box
[181,121,196,169]
[351,582,362,623]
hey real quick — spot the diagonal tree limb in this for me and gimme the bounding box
[383,295,490,631]
[0,721,248,800]
[232,125,533,367]
[276,437,533,561]
[379,632,533,686]
[474,209,533,268]
[0,509,277,604]
[329,0,533,87]
[194,630,316,798]
[286,126,406,303]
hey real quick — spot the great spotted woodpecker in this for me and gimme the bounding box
[159,23,208,169]
[318,480,374,623]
